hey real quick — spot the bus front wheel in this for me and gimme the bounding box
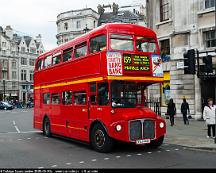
[148,136,164,148]
[90,124,113,153]
[43,117,51,137]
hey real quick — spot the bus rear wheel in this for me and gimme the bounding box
[90,124,113,153]
[43,117,51,137]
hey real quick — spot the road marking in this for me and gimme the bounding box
[79,161,85,164]
[157,151,162,153]
[126,154,132,157]
[136,153,142,156]
[147,152,152,154]
[0,131,41,135]
[174,148,179,151]
[38,167,44,169]
[66,163,71,165]
[166,150,170,152]
[116,156,121,159]
[51,165,57,168]
[104,158,110,160]
[183,147,187,150]
[91,159,97,162]
[17,139,22,141]
[27,138,31,140]
[12,120,20,133]
[44,137,48,139]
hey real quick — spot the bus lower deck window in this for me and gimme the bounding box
[43,93,50,104]
[62,91,72,105]
[52,93,60,104]
[74,92,86,105]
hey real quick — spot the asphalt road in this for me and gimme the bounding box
[0,109,216,169]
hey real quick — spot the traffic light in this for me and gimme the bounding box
[203,55,213,73]
[184,49,196,74]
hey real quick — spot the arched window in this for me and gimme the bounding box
[64,22,68,30]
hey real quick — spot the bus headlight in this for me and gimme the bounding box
[159,122,165,129]
[116,124,122,132]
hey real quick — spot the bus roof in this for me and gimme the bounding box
[38,23,157,60]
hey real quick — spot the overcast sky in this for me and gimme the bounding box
[0,0,145,51]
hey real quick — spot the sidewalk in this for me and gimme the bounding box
[164,116,216,151]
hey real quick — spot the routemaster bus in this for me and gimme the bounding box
[34,23,166,152]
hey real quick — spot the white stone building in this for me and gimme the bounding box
[0,25,44,102]
[146,0,216,119]
[56,8,100,45]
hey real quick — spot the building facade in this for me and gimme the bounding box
[146,0,216,119]
[56,8,100,45]
[0,25,44,102]
[97,3,146,26]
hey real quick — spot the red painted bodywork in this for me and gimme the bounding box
[33,23,166,144]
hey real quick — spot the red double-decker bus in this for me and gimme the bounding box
[34,23,166,152]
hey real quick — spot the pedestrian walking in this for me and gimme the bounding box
[167,98,176,126]
[203,98,216,139]
[181,98,190,125]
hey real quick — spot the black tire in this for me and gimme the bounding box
[90,123,114,153]
[43,117,52,137]
[148,136,164,148]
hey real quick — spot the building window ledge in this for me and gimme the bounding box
[155,19,172,27]
[198,8,215,16]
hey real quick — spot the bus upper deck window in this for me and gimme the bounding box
[36,59,43,71]
[74,42,87,59]
[110,34,134,51]
[136,37,157,53]
[53,52,61,65]
[44,55,52,68]
[63,48,73,62]
[90,35,106,53]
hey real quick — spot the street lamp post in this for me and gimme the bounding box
[214,0,216,141]
[3,79,6,101]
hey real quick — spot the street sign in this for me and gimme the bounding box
[177,62,184,69]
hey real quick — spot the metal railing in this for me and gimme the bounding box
[145,98,161,116]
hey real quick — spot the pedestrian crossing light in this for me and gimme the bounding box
[184,49,196,75]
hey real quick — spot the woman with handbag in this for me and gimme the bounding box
[203,98,216,138]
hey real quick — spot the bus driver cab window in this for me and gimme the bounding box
[98,82,109,106]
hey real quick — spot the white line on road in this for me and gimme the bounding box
[37,167,44,169]
[17,139,22,141]
[27,138,31,140]
[104,158,110,160]
[175,148,179,151]
[136,153,142,156]
[51,165,57,168]
[12,120,20,133]
[166,150,170,152]
[116,156,121,159]
[157,151,162,153]
[66,163,71,165]
[91,159,97,162]
[79,161,85,164]
[147,152,152,154]
[126,154,132,157]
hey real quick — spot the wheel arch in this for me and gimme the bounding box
[89,120,109,140]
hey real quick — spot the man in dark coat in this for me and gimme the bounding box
[167,99,176,126]
[181,98,190,125]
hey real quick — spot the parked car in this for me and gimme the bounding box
[0,102,14,110]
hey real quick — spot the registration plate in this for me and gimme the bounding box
[136,139,151,145]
